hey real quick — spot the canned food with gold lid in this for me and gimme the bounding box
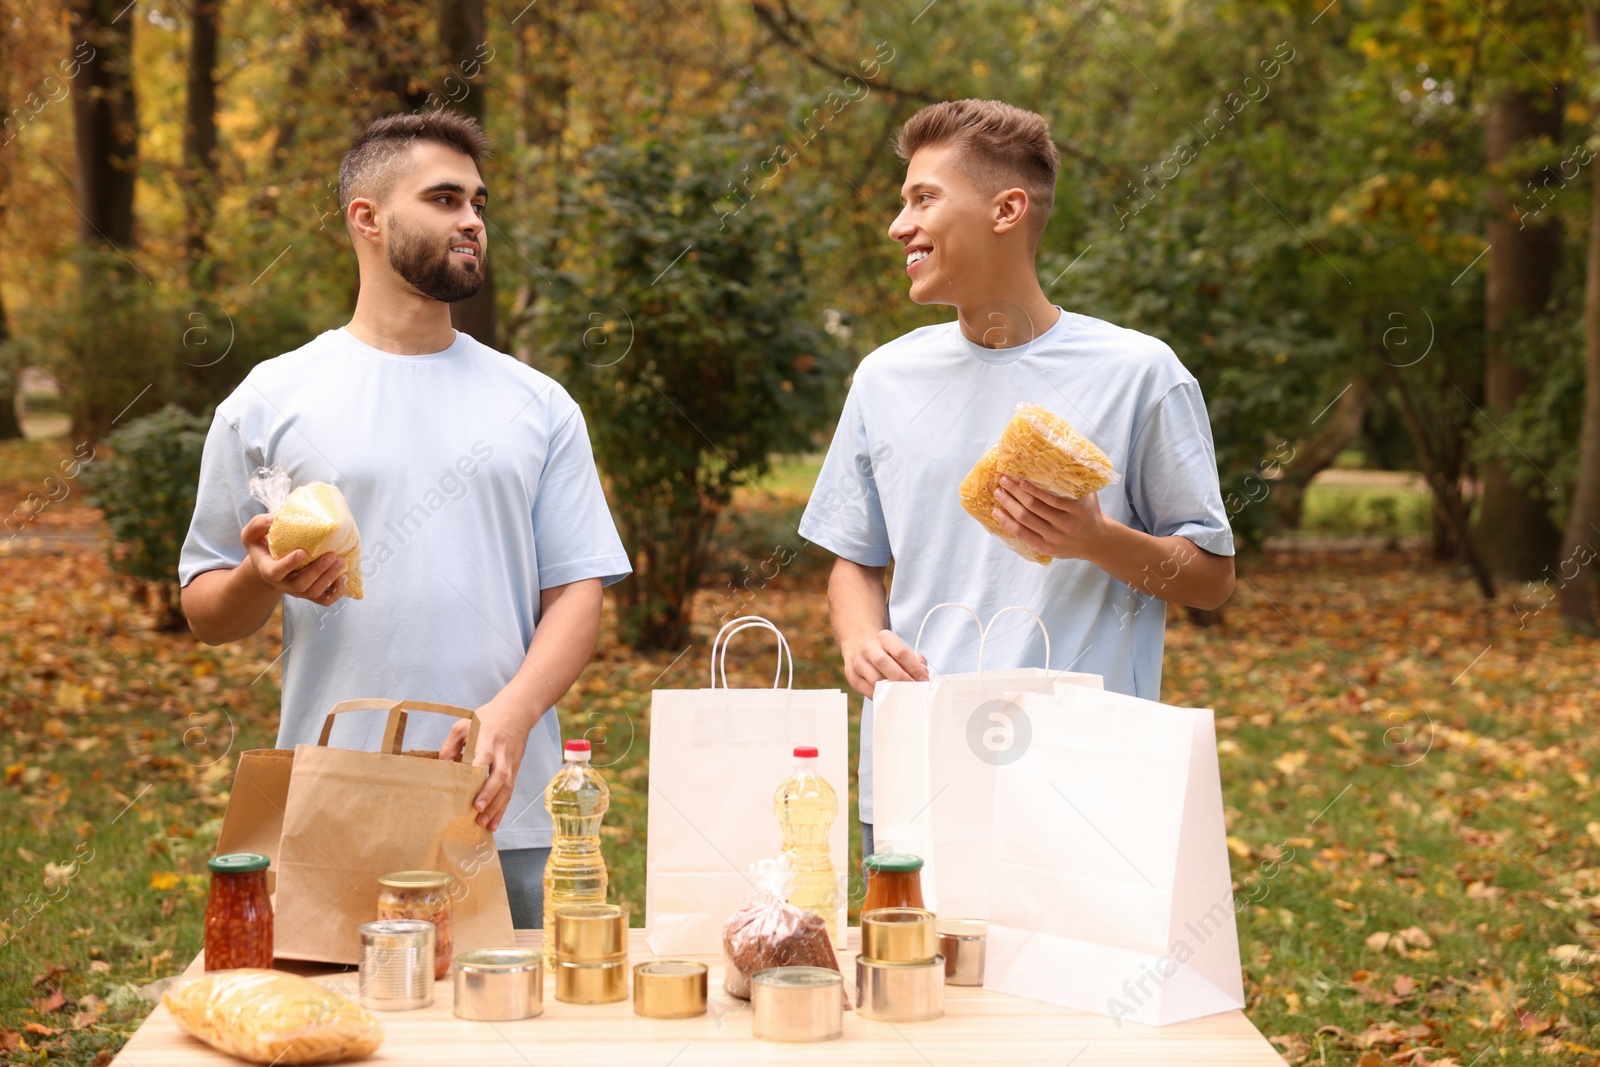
[632,960,708,1018]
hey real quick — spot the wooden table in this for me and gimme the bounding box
[112,929,1287,1066]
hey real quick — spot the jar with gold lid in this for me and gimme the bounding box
[377,870,453,980]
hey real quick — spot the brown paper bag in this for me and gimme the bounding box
[214,748,296,894]
[266,699,516,964]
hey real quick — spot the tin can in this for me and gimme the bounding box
[358,919,434,1011]
[632,960,708,1018]
[452,948,543,1021]
[750,967,844,1042]
[937,918,987,986]
[856,955,946,1022]
[861,907,938,964]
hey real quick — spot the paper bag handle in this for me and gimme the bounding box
[982,606,1051,670]
[385,701,481,764]
[912,602,984,661]
[710,615,793,689]
[316,698,480,764]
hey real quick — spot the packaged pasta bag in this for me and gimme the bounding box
[248,466,365,599]
[163,969,383,1064]
[959,402,1119,565]
[722,856,851,1008]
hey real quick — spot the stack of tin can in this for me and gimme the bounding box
[855,907,946,1022]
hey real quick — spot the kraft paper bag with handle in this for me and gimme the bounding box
[871,604,1103,919]
[269,699,516,965]
[984,682,1244,1026]
[214,748,296,894]
[644,617,849,955]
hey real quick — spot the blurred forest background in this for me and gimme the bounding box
[1,0,1598,632]
[2,2,1599,1065]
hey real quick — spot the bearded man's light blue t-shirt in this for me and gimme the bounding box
[798,309,1235,823]
[179,327,632,849]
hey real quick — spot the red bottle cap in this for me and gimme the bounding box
[793,746,818,759]
[565,740,592,752]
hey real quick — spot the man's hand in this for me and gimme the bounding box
[240,513,347,606]
[990,475,1111,561]
[840,629,929,700]
[992,475,1235,609]
[440,695,531,833]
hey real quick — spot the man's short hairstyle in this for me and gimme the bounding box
[895,99,1060,246]
[338,112,493,216]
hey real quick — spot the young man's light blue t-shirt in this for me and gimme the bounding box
[798,309,1234,824]
[179,327,632,849]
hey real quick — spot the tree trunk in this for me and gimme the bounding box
[0,19,20,442]
[1476,85,1565,580]
[69,0,138,251]
[1558,10,1600,634]
[0,288,19,442]
[69,0,141,443]
[507,1,572,365]
[438,0,496,348]
[614,484,721,650]
[1272,376,1371,531]
[182,0,219,282]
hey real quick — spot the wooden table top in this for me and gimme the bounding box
[111,928,1287,1066]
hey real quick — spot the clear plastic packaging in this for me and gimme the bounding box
[248,465,365,599]
[959,402,1119,565]
[162,968,383,1064]
[722,856,851,1008]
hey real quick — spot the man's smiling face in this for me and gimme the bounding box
[381,141,489,304]
[888,142,996,308]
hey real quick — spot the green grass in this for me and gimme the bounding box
[1298,481,1432,538]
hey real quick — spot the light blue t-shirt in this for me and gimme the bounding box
[179,327,632,849]
[797,309,1233,823]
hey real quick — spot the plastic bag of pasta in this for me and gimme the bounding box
[722,856,851,1008]
[958,402,1119,565]
[163,969,383,1064]
[248,466,365,599]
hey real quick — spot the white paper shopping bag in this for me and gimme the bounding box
[644,617,849,954]
[872,605,1102,919]
[984,682,1244,1026]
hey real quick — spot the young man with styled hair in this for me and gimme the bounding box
[179,113,631,926]
[799,99,1235,857]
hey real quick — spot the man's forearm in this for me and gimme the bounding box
[489,579,603,733]
[181,565,281,645]
[828,559,890,649]
[1088,524,1234,610]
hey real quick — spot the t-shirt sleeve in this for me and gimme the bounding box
[531,406,633,589]
[798,384,892,567]
[178,410,266,587]
[1124,380,1235,557]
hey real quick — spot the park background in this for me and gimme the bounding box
[2,0,1599,1064]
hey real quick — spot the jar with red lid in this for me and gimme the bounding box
[861,852,925,913]
[203,853,274,970]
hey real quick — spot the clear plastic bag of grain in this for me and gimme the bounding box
[248,466,364,599]
[958,402,1119,565]
[163,969,383,1064]
[722,856,851,1008]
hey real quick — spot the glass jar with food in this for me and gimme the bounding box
[376,871,454,980]
[204,853,274,970]
[861,852,925,913]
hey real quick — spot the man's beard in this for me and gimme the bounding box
[386,217,484,303]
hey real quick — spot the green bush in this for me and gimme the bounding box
[534,106,848,650]
[81,404,212,631]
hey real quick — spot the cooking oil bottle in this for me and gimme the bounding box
[774,745,841,947]
[542,739,610,966]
